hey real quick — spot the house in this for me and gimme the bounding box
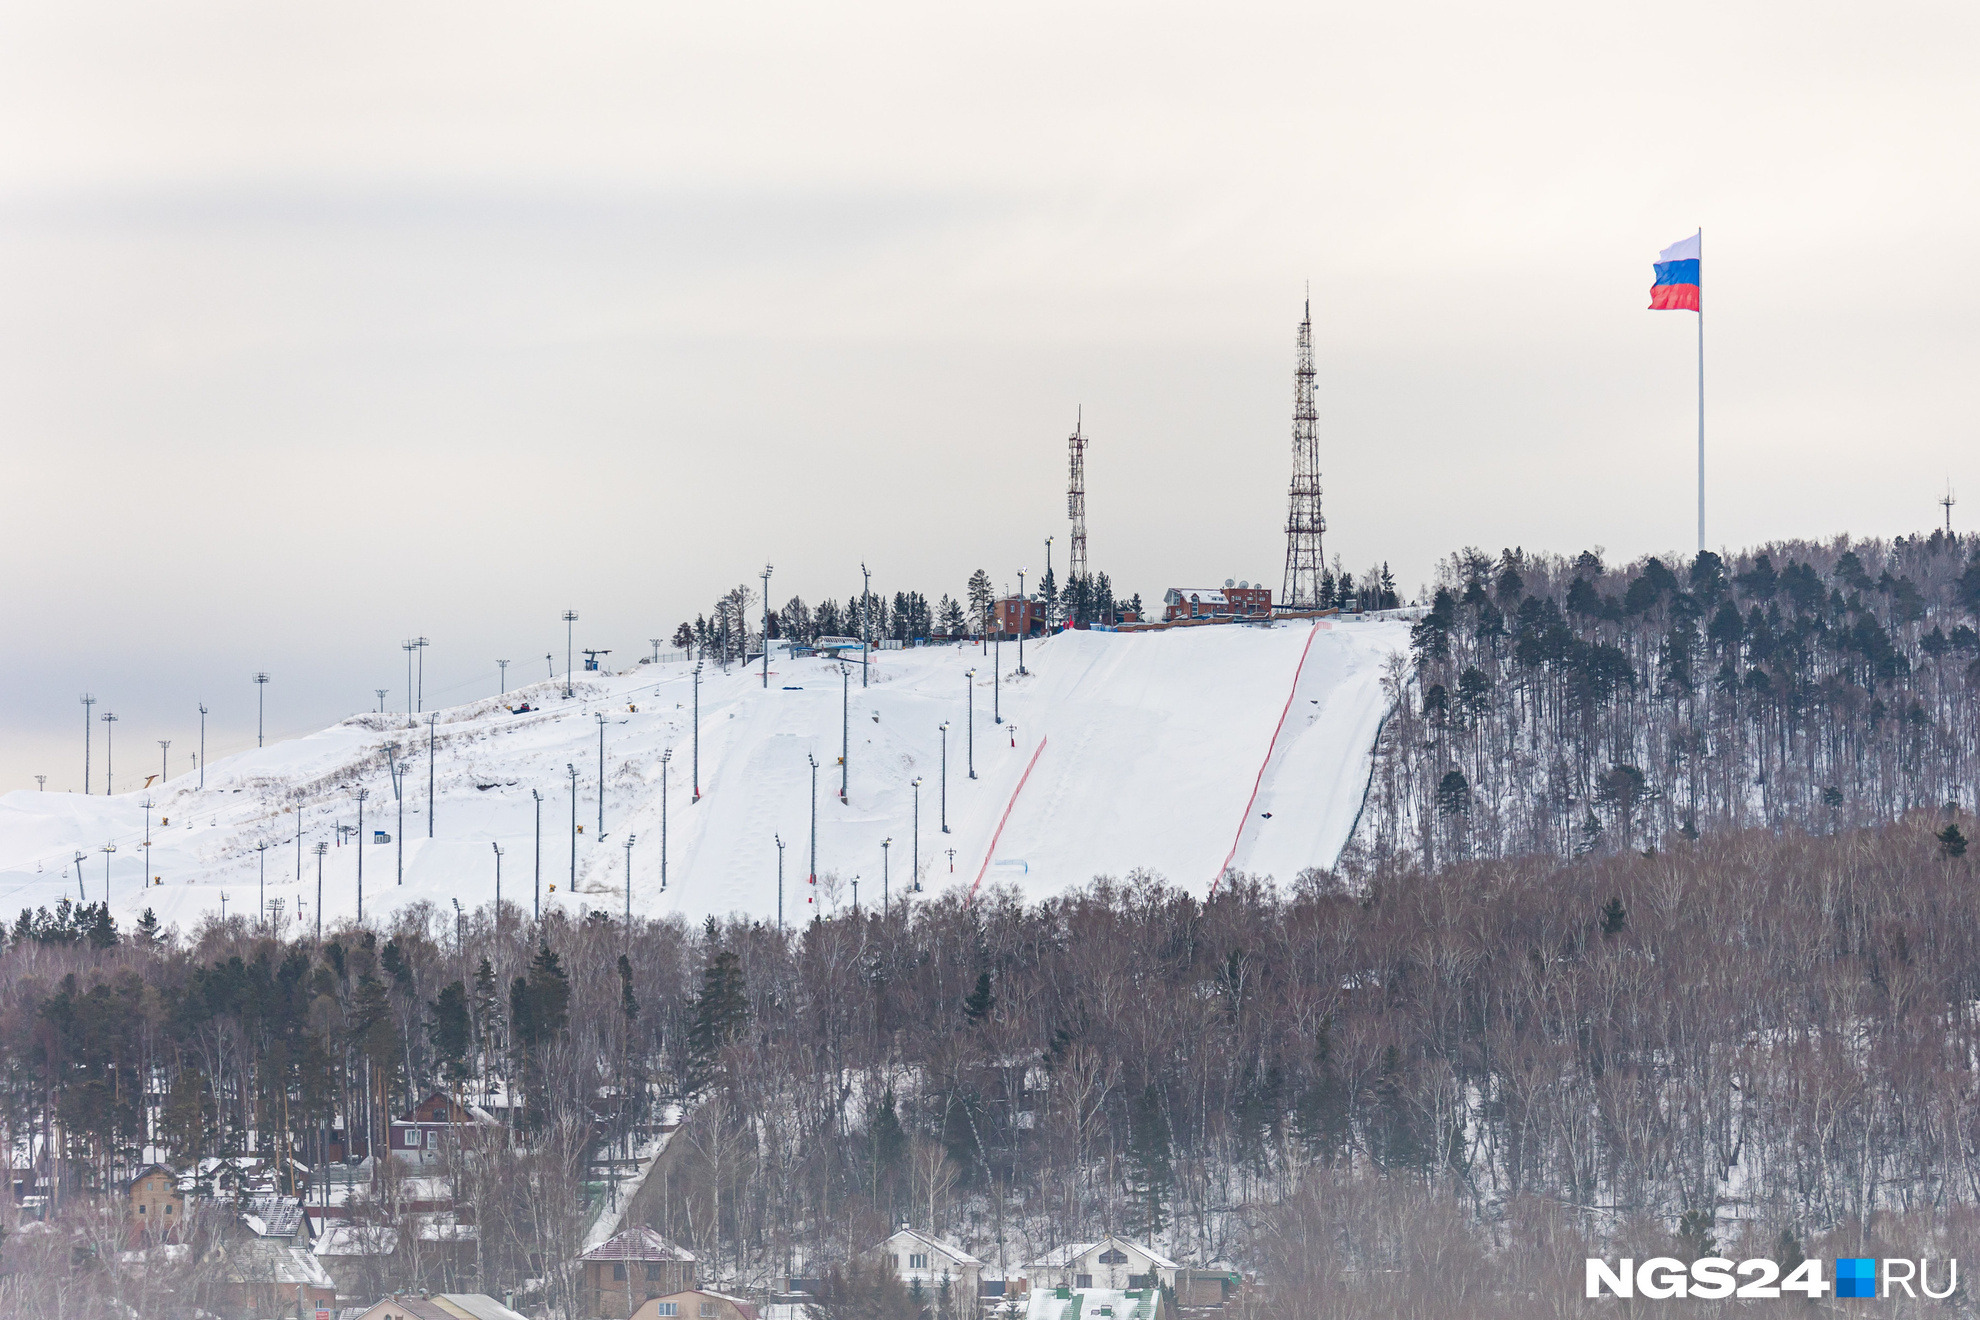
[633,1289,760,1320]
[1025,1287,1166,1320]
[349,1294,531,1320]
[994,597,1045,638]
[128,1162,186,1240]
[576,1225,699,1317]
[1174,1268,1243,1310]
[390,1090,504,1164]
[241,1189,311,1243]
[313,1222,403,1300]
[861,1226,985,1297]
[1161,583,1270,623]
[1023,1238,1178,1293]
[208,1234,337,1314]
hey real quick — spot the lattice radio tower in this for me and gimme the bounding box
[1067,410,1089,583]
[1281,296,1326,608]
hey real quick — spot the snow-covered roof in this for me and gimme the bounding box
[1025,1288,1160,1320]
[315,1224,401,1257]
[435,1295,532,1320]
[579,1225,696,1263]
[216,1238,335,1288]
[244,1191,306,1238]
[1023,1237,1177,1271]
[415,1212,479,1242]
[872,1227,983,1267]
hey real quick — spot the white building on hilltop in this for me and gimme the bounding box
[1022,1237,1176,1293]
[862,1226,984,1297]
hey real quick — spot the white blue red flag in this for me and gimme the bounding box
[1650,232,1701,311]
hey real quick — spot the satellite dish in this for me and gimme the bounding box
[1239,580,1249,589]
[1225,578,1235,588]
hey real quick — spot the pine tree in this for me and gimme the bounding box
[86,903,117,950]
[967,570,994,636]
[963,971,994,1026]
[869,1088,908,1210]
[428,980,472,1085]
[687,949,750,1091]
[133,908,162,947]
[1599,897,1627,937]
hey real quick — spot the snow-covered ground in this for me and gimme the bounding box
[0,620,1406,932]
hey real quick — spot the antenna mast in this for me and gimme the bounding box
[1067,410,1089,584]
[1943,481,1957,536]
[1282,295,1326,608]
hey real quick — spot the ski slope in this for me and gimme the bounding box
[0,621,1406,932]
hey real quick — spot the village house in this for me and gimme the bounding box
[576,1226,699,1317]
[390,1089,504,1164]
[1023,1237,1178,1293]
[127,1162,186,1241]
[632,1288,760,1320]
[861,1226,985,1298]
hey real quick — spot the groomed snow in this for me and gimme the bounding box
[0,621,1406,932]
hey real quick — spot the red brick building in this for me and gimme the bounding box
[994,596,1044,638]
[1162,583,1271,622]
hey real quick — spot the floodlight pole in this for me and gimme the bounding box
[882,837,891,917]
[761,564,774,689]
[159,740,171,785]
[774,833,785,931]
[660,749,672,891]
[563,611,579,699]
[840,664,850,803]
[313,841,328,941]
[939,723,951,833]
[596,712,607,837]
[403,641,418,715]
[965,670,977,778]
[911,777,922,891]
[101,842,116,906]
[101,712,118,795]
[72,852,85,903]
[497,659,509,697]
[531,789,543,919]
[375,689,388,713]
[80,694,96,794]
[692,663,703,800]
[198,703,208,788]
[35,776,45,792]
[860,562,872,688]
[994,633,1001,723]
[256,840,270,930]
[807,753,819,891]
[621,834,634,924]
[413,637,429,712]
[1017,569,1028,675]
[493,841,505,918]
[254,673,270,746]
[567,763,579,893]
[427,714,437,838]
[142,797,154,894]
[355,787,368,922]
[385,746,406,887]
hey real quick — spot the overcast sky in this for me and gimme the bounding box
[2,1,1975,790]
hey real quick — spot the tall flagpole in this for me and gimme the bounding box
[1696,228,1705,554]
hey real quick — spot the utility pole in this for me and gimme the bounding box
[427,714,437,837]
[939,722,951,833]
[567,763,579,894]
[911,777,922,891]
[413,637,429,712]
[35,776,44,792]
[774,833,785,931]
[198,703,208,788]
[692,662,703,800]
[965,670,977,778]
[313,841,328,941]
[497,660,509,696]
[596,712,608,837]
[80,694,96,794]
[840,664,850,803]
[649,638,662,664]
[761,564,774,689]
[254,673,270,746]
[100,842,116,905]
[376,689,388,713]
[532,789,543,919]
[562,611,579,699]
[158,740,171,785]
[101,711,118,795]
[355,787,368,922]
[660,749,672,891]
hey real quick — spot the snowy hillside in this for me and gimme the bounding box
[0,620,1406,932]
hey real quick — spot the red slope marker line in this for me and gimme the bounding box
[1211,621,1325,894]
[968,736,1049,903]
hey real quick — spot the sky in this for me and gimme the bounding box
[2,1,1976,791]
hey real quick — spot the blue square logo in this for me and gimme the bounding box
[1836,1258,1876,1299]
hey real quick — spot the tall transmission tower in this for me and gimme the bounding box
[1067,411,1089,584]
[1281,297,1327,609]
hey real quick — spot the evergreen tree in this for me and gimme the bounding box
[85,903,118,950]
[428,980,472,1085]
[966,570,994,636]
[133,908,162,947]
[868,1087,908,1210]
[687,949,750,1091]
[962,971,994,1026]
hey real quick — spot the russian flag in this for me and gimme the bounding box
[1650,231,1700,311]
